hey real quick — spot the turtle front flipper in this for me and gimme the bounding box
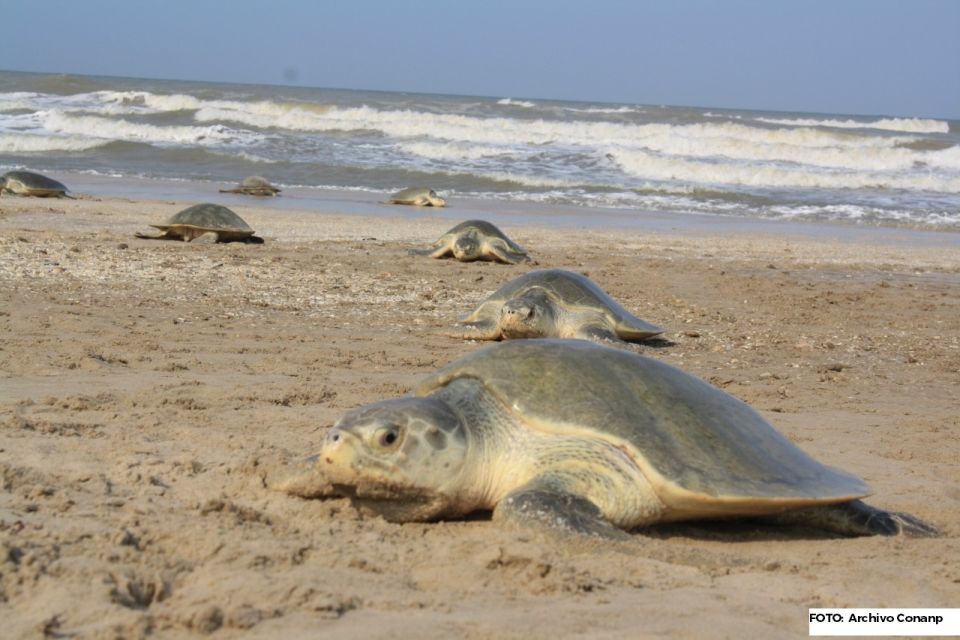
[576,324,627,345]
[447,318,502,340]
[485,239,531,265]
[134,230,176,241]
[219,188,242,194]
[409,245,450,258]
[409,237,453,258]
[189,231,220,244]
[767,500,938,537]
[494,482,628,540]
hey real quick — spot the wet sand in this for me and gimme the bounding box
[1,190,958,638]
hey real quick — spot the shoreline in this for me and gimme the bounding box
[21,169,960,246]
[1,194,957,638]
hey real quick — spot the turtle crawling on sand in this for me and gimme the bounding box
[387,187,446,207]
[0,170,71,198]
[219,175,281,197]
[135,203,264,244]
[282,340,936,539]
[412,220,532,264]
[453,268,663,343]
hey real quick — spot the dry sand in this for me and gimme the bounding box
[1,194,958,639]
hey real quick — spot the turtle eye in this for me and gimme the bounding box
[374,426,402,449]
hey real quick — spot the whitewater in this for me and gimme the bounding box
[1,70,958,229]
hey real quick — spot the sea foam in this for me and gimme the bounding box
[609,148,960,192]
[0,132,108,152]
[755,116,949,133]
[2,78,958,229]
[497,98,537,108]
[40,111,261,147]
[18,90,950,178]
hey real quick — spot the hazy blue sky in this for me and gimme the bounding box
[2,0,958,118]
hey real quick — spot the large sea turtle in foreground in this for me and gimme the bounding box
[453,269,663,343]
[135,203,264,244]
[219,175,281,196]
[412,220,532,264]
[0,170,71,198]
[387,187,446,207]
[282,340,935,539]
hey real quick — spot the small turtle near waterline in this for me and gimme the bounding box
[412,220,532,264]
[219,175,281,197]
[282,339,936,539]
[135,203,264,244]
[452,268,663,344]
[1,170,72,198]
[387,187,446,207]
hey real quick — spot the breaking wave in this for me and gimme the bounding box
[39,111,261,147]
[755,116,949,134]
[608,147,960,193]
[0,132,109,152]
[565,105,641,114]
[2,75,958,229]
[6,88,956,177]
[497,98,537,108]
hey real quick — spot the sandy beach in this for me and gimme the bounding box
[1,190,958,639]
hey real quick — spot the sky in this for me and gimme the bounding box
[1,0,958,119]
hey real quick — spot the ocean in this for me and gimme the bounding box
[1,70,958,230]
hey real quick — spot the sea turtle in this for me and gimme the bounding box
[453,268,663,343]
[387,187,446,207]
[219,175,281,197]
[0,170,71,198]
[134,203,264,244]
[412,220,532,264]
[282,339,935,539]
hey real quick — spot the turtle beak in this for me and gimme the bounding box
[299,426,354,468]
[502,301,533,321]
[320,427,359,466]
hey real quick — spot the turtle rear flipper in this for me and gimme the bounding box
[767,500,938,537]
[219,188,241,194]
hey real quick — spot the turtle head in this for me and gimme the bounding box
[452,233,481,261]
[315,397,468,521]
[499,288,557,338]
[427,191,446,207]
